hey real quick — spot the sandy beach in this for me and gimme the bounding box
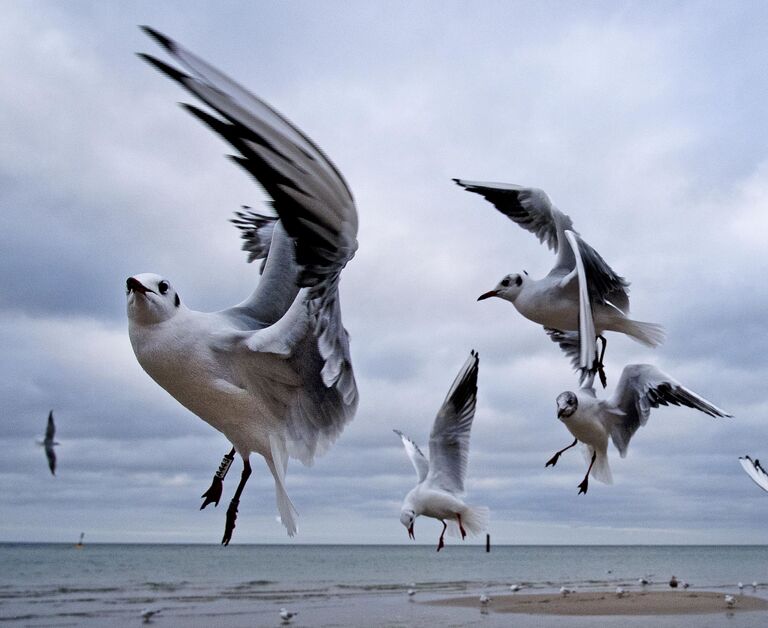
[428,590,768,616]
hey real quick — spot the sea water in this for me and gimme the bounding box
[1,544,767,626]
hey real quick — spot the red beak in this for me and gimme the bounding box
[408,523,414,540]
[477,290,498,301]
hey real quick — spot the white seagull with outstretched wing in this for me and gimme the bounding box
[455,180,664,386]
[739,456,768,492]
[127,27,358,544]
[394,351,489,551]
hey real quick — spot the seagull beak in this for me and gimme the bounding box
[557,407,566,419]
[408,523,414,540]
[477,290,499,301]
[126,277,155,295]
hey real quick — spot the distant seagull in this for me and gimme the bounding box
[616,586,625,598]
[37,411,59,475]
[407,588,416,597]
[738,582,744,592]
[509,584,522,592]
[479,594,491,605]
[739,456,768,492]
[141,608,161,624]
[682,581,690,589]
[560,586,572,597]
[129,28,359,544]
[638,578,649,586]
[455,180,664,386]
[548,364,731,494]
[395,352,489,551]
[669,575,678,588]
[279,608,298,623]
[725,594,736,609]
[752,581,758,590]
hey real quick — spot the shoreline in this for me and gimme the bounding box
[426,590,768,616]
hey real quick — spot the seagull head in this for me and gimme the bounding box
[478,273,526,303]
[556,391,578,419]
[126,273,182,325]
[400,509,416,540]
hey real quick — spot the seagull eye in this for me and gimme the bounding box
[500,278,511,287]
[158,280,169,295]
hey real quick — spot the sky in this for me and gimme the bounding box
[2,0,768,545]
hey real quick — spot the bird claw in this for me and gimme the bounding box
[577,479,589,495]
[545,453,560,467]
[436,537,444,552]
[200,477,223,510]
[221,499,239,546]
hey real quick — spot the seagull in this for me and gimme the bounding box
[548,364,731,494]
[682,581,690,589]
[455,180,664,386]
[394,351,489,552]
[616,586,625,598]
[638,578,649,586]
[739,456,768,492]
[669,575,678,588]
[37,411,59,475]
[129,27,359,544]
[141,608,161,624]
[279,608,298,622]
[738,582,744,592]
[407,588,416,597]
[560,586,571,597]
[725,594,736,608]
[479,594,491,605]
[509,584,522,592]
[752,581,758,590]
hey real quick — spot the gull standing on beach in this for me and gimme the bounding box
[455,180,664,385]
[549,364,731,494]
[739,456,768,492]
[128,28,358,543]
[394,351,489,551]
[37,411,58,476]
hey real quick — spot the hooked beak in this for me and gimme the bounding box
[408,523,414,540]
[126,277,155,295]
[477,290,499,301]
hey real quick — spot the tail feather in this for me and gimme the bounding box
[447,505,490,538]
[582,445,613,484]
[617,319,665,348]
[268,436,299,537]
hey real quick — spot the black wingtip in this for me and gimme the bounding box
[140,25,176,52]
[452,178,465,187]
[137,53,188,83]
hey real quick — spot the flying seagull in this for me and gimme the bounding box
[128,27,359,544]
[455,180,664,386]
[37,411,59,475]
[739,456,768,492]
[394,351,489,551]
[549,364,731,494]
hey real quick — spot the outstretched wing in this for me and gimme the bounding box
[607,364,732,457]
[44,411,55,442]
[571,232,629,313]
[140,28,358,455]
[45,444,56,475]
[394,430,429,483]
[453,180,576,271]
[739,456,768,493]
[425,351,480,496]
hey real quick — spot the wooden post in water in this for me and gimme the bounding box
[485,533,490,553]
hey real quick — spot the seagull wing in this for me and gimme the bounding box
[140,28,358,460]
[394,430,429,483]
[45,443,56,475]
[607,364,732,457]
[453,179,576,270]
[570,231,630,313]
[544,328,594,384]
[739,456,768,493]
[230,206,278,272]
[44,411,55,442]
[425,351,480,496]
[565,230,597,373]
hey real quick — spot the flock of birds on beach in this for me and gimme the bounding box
[34,27,768,561]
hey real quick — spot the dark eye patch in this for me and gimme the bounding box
[500,278,511,287]
[515,275,523,287]
[158,280,169,295]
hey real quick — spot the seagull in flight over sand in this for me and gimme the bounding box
[454,180,664,386]
[394,351,489,551]
[128,27,358,544]
[739,456,768,492]
[37,410,59,476]
[548,364,731,494]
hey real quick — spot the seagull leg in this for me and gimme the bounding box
[578,451,597,495]
[457,513,467,540]
[222,458,251,546]
[546,438,578,467]
[437,520,447,552]
[201,447,235,510]
[596,335,608,388]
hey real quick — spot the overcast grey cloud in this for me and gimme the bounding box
[2,0,768,545]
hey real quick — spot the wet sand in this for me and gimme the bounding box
[427,590,768,615]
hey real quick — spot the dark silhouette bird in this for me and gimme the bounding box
[38,411,59,475]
